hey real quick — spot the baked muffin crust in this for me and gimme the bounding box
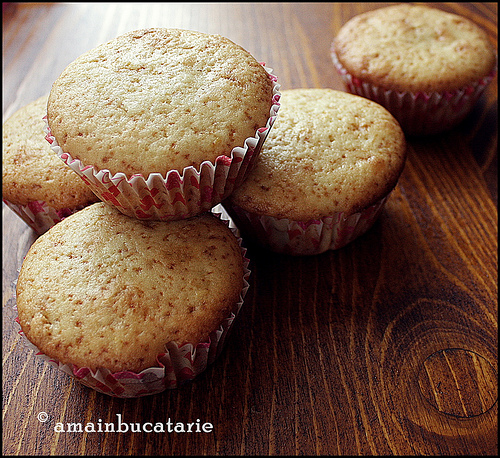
[2,96,98,209]
[333,4,496,93]
[228,89,406,221]
[47,28,275,177]
[16,203,244,373]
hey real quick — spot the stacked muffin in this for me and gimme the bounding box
[45,28,281,221]
[13,28,278,397]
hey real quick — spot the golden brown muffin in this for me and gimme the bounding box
[16,202,245,373]
[2,95,98,210]
[47,28,276,177]
[224,88,406,254]
[228,89,406,221]
[332,4,496,93]
[331,4,497,135]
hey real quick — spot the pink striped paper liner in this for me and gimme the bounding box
[331,43,497,136]
[3,198,89,235]
[225,196,389,256]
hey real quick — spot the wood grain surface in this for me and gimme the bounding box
[2,2,497,456]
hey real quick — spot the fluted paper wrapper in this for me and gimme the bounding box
[14,207,251,397]
[225,197,388,256]
[44,66,280,221]
[3,198,87,235]
[331,44,497,136]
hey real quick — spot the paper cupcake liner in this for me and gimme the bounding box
[14,207,251,397]
[224,196,388,256]
[3,198,88,235]
[44,65,281,221]
[331,45,497,136]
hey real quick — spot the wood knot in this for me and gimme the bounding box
[417,348,497,418]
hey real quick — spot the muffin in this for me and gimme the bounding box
[224,89,406,255]
[2,95,99,234]
[331,4,497,135]
[15,202,250,397]
[46,28,280,220]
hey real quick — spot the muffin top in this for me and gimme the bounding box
[228,89,406,221]
[16,203,245,373]
[47,28,275,177]
[2,96,98,209]
[333,4,497,93]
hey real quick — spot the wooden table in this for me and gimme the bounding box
[2,3,497,456]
